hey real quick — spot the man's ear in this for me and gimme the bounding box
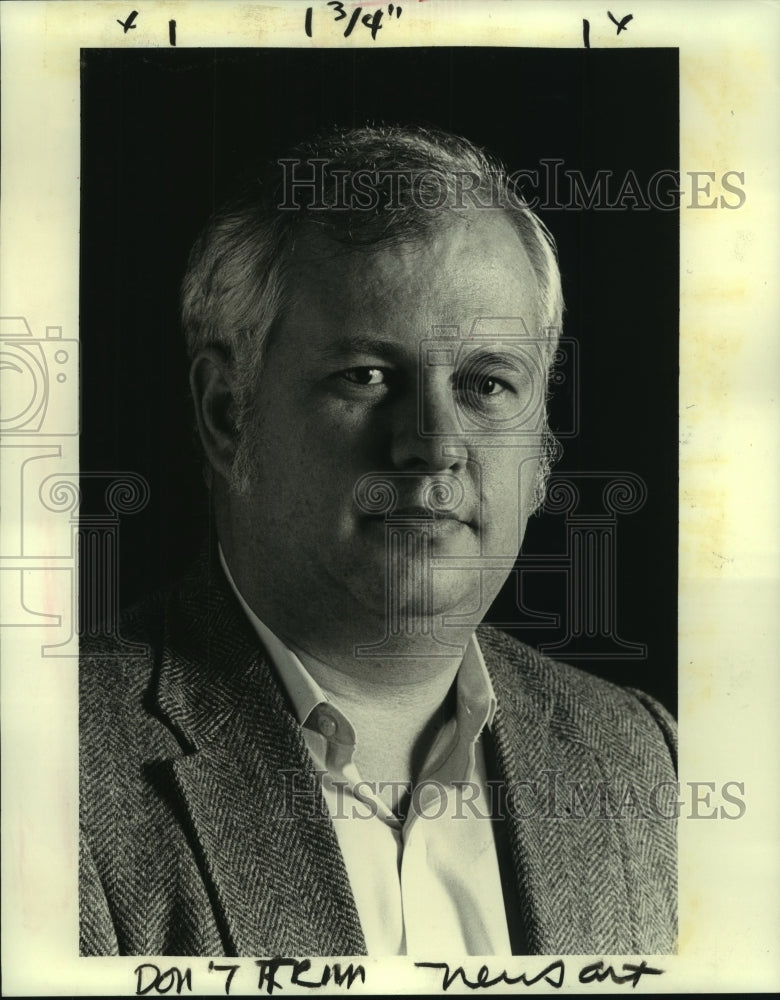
[189,346,239,484]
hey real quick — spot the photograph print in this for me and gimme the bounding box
[78,44,679,957]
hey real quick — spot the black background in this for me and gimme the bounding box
[80,47,678,714]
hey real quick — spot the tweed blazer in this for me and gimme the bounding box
[79,550,677,957]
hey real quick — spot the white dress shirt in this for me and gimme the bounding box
[219,547,512,955]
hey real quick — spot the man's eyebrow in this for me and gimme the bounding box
[315,337,410,362]
[456,346,540,374]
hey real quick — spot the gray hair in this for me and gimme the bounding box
[181,124,564,505]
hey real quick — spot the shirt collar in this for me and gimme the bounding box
[218,543,497,735]
[219,544,326,725]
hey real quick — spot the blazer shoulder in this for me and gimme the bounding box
[79,585,177,778]
[478,625,677,774]
[80,587,165,699]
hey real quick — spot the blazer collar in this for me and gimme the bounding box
[150,547,367,956]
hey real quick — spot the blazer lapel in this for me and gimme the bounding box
[484,636,633,955]
[150,551,367,956]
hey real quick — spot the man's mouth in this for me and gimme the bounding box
[388,505,464,521]
[360,504,477,532]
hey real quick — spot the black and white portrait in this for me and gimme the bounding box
[77,45,679,958]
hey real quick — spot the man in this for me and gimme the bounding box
[80,125,676,957]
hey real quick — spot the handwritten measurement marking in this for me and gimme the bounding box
[116,10,138,33]
[607,11,634,34]
[305,2,403,41]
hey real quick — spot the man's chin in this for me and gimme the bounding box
[338,527,500,630]
[379,569,488,621]
[348,514,473,563]
[429,567,496,619]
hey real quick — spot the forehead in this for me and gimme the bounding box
[281,211,541,343]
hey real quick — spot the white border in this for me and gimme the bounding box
[1,1,778,993]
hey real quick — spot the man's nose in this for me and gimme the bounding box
[389,380,468,472]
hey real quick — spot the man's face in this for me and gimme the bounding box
[233,210,547,638]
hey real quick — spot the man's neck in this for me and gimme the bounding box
[294,641,463,730]
[218,536,476,786]
[269,597,471,785]
[218,524,480,692]
[301,645,463,790]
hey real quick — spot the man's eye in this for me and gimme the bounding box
[340,367,388,386]
[475,376,506,396]
[458,372,512,400]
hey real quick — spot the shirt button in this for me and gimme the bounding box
[318,712,337,738]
